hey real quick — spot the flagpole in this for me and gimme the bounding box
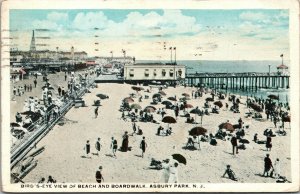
[170,47,173,63]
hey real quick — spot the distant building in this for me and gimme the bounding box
[124,63,185,81]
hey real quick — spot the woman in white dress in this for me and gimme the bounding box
[168,162,179,183]
[273,158,281,178]
[161,159,170,183]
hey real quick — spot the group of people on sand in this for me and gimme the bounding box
[83,134,148,159]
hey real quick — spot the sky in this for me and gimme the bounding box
[9,9,289,60]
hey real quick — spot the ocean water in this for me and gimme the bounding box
[136,60,290,102]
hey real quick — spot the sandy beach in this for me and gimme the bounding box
[18,83,291,183]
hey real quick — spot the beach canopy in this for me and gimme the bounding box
[130,104,142,110]
[162,101,172,106]
[189,127,207,136]
[184,104,194,109]
[158,91,167,96]
[144,107,156,113]
[96,94,109,99]
[268,94,279,100]
[10,122,21,127]
[145,106,156,110]
[214,101,223,108]
[190,108,202,115]
[152,93,162,99]
[168,97,177,101]
[205,97,214,102]
[219,122,235,132]
[162,116,176,124]
[131,86,144,91]
[249,103,263,112]
[182,93,190,97]
[172,154,187,165]
[123,97,134,103]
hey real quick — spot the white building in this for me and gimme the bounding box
[124,63,185,81]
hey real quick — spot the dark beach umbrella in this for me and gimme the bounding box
[249,103,263,112]
[268,94,279,100]
[282,115,290,122]
[162,116,176,124]
[130,103,142,110]
[184,104,194,109]
[214,101,223,108]
[168,97,177,101]
[96,94,109,99]
[94,100,101,106]
[162,100,172,106]
[182,93,190,97]
[10,122,20,127]
[189,127,207,136]
[159,91,167,96]
[240,139,250,144]
[152,93,162,99]
[145,106,156,110]
[205,97,214,102]
[21,111,35,116]
[144,107,156,113]
[190,108,202,115]
[180,97,191,101]
[172,154,187,165]
[42,85,54,90]
[219,122,235,132]
[131,86,141,91]
[123,97,134,103]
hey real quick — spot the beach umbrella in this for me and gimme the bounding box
[190,108,202,115]
[144,107,156,113]
[162,116,176,124]
[10,122,20,127]
[21,111,35,116]
[189,127,207,136]
[182,93,190,97]
[219,122,235,132]
[158,91,167,96]
[168,97,177,101]
[172,154,187,165]
[268,94,279,100]
[214,101,223,108]
[162,100,172,106]
[131,86,141,91]
[240,139,250,144]
[145,106,156,110]
[130,104,142,110]
[96,94,109,99]
[205,97,214,102]
[152,93,162,99]
[282,115,290,122]
[123,97,134,103]
[249,103,263,112]
[94,100,101,106]
[184,104,194,109]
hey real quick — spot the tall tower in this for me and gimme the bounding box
[29,30,36,52]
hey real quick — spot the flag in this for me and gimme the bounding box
[280,54,283,57]
[169,47,172,50]
[174,47,176,50]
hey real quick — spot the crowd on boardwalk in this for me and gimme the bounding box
[10,67,99,146]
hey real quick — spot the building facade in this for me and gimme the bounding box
[124,63,185,81]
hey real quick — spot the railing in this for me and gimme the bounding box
[186,72,290,77]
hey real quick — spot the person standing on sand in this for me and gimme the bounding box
[84,140,91,158]
[58,86,62,96]
[222,165,237,181]
[95,166,104,183]
[29,84,32,92]
[121,131,129,152]
[110,137,117,158]
[95,138,102,156]
[263,154,273,177]
[273,158,281,179]
[162,159,170,183]
[94,106,99,118]
[231,135,238,155]
[266,135,272,151]
[132,122,137,134]
[140,136,147,158]
[168,162,179,183]
[34,79,37,88]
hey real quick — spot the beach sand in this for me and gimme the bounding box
[19,83,291,183]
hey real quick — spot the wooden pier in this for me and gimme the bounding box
[185,72,290,90]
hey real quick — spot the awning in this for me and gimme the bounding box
[277,64,288,69]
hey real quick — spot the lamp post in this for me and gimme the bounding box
[169,47,173,63]
[268,65,271,75]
